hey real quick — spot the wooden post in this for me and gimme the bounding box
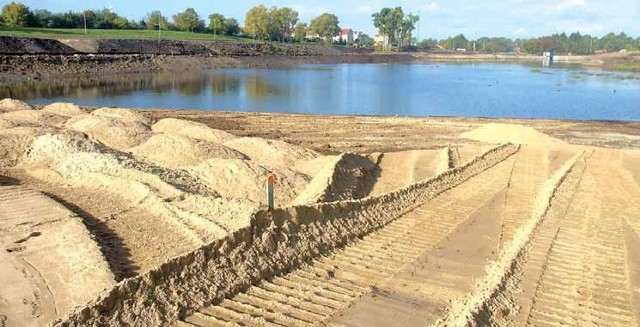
[266,174,275,210]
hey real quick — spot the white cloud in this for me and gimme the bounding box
[556,0,586,11]
[426,2,440,13]
[356,5,374,14]
[513,27,527,35]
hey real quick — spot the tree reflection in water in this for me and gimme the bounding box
[0,71,282,101]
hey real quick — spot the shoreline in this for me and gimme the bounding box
[1,51,637,87]
[0,35,638,84]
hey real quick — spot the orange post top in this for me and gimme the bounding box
[267,174,276,183]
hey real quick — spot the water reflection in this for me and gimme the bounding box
[211,75,240,95]
[2,64,639,121]
[1,71,282,101]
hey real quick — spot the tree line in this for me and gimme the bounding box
[2,1,638,53]
[420,32,640,54]
[0,2,343,43]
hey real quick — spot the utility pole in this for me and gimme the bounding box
[83,9,87,35]
[473,31,477,52]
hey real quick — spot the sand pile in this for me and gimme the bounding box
[130,133,247,169]
[224,137,318,167]
[91,107,151,125]
[189,159,311,205]
[0,117,14,129]
[152,118,236,143]
[41,102,86,116]
[295,153,378,204]
[0,98,32,112]
[21,133,103,166]
[65,114,152,150]
[0,127,56,167]
[2,110,70,128]
[461,123,564,146]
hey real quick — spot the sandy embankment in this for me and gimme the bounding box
[1,97,639,326]
[0,98,450,326]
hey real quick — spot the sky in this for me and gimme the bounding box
[4,0,639,39]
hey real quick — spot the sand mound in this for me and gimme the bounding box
[294,155,340,176]
[129,134,247,169]
[91,107,151,125]
[65,114,152,150]
[152,118,236,143]
[0,98,33,112]
[295,153,378,204]
[224,137,318,167]
[1,110,69,128]
[189,159,311,206]
[0,127,55,167]
[461,123,564,146]
[0,117,14,129]
[41,102,86,116]
[21,133,102,166]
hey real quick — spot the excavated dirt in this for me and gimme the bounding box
[1,98,639,327]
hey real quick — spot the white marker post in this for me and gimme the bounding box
[266,174,275,210]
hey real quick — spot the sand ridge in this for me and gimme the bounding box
[460,123,566,145]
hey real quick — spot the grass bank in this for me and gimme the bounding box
[0,27,254,42]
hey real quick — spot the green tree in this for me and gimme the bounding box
[208,13,225,35]
[245,5,270,40]
[223,18,240,35]
[443,34,469,50]
[372,7,405,50]
[309,13,340,43]
[145,11,168,30]
[400,13,419,47]
[294,22,308,42]
[113,16,131,29]
[275,7,298,42]
[32,9,52,27]
[173,8,203,32]
[92,8,119,29]
[417,38,438,50]
[1,2,32,27]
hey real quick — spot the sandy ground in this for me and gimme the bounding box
[1,98,639,326]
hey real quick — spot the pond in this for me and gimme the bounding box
[4,63,640,121]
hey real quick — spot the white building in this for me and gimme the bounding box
[333,28,354,44]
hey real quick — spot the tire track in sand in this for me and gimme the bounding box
[521,150,639,327]
[175,151,516,327]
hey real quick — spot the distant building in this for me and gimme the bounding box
[353,31,372,46]
[374,34,389,47]
[333,28,354,44]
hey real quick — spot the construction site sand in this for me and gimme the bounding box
[4,100,627,326]
[129,134,247,169]
[64,114,152,151]
[0,185,115,327]
[49,144,519,326]
[224,137,319,167]
[40,102,86,117]
[2,110,69,129]
[152,118,236,143]
[461,123,565,145]
[0,98,33,112]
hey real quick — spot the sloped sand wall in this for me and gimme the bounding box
[53,143,519,327]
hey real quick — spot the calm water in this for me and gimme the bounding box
[5,63,640,121]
